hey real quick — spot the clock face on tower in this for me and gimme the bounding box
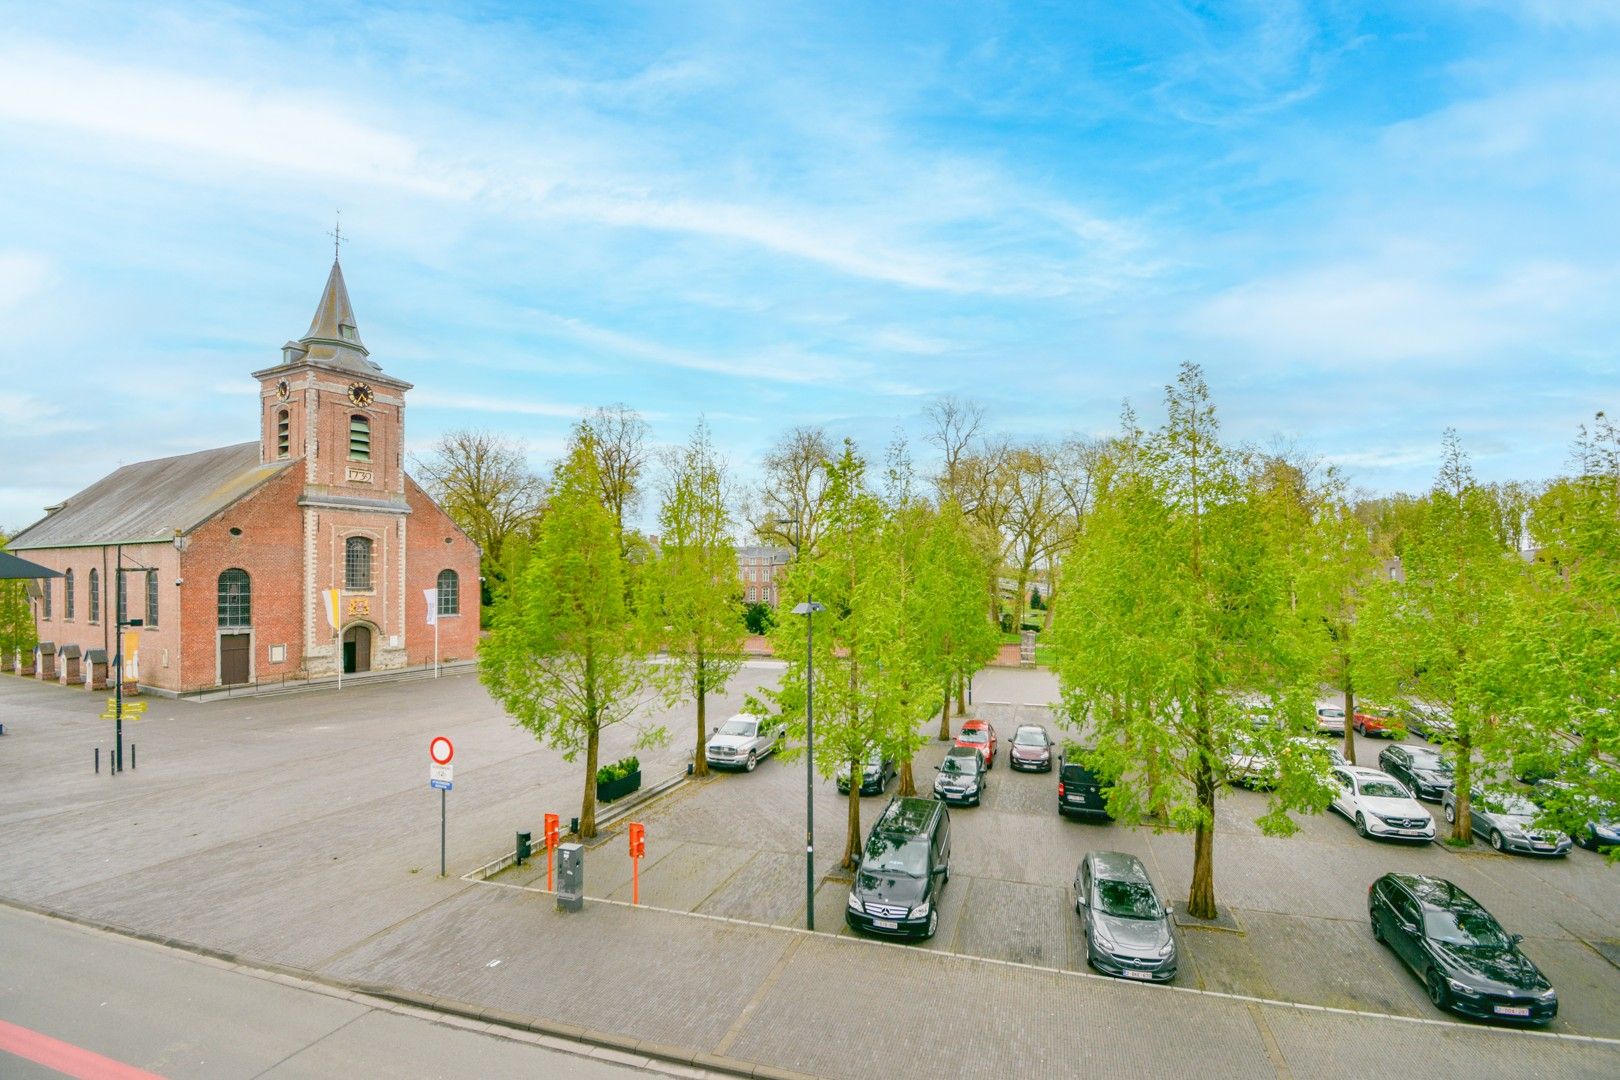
[275,379,290,401]
[347,382,374,407]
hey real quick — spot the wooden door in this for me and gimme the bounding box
[220,634,250,685]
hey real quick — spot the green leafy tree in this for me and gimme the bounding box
[1501,414,1620,845]
[1355,431,1527,845]
[1054,366,1330,919]
[479,433,661,839]
[914,501,999,746]
[641,421,745,778]
[755,443,930,868]
[0,530,39,666]
[741,601,774,635]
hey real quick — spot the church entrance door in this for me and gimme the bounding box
[220,634,251,685]
[342,625,372,674]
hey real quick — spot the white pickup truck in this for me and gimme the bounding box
[705,713,785,772]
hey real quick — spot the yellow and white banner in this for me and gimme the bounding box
[122,630,140,681]
[323,588,342,631]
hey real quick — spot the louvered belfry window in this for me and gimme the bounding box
[277,410,290,458]
[345,536,373,591]
[349,415,371,461]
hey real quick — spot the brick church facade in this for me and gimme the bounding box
[8,260,481,693]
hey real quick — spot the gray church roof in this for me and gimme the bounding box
[7,443,293,550]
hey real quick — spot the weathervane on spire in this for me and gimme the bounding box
[327,212,344,261]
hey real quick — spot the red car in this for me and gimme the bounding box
[1353,709,1401,738]
[955,720,997,769]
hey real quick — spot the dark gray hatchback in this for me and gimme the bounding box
[1075,851,1178,981]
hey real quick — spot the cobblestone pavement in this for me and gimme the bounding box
[3,668,1618,1078]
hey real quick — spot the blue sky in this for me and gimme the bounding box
[2,1,1618,532]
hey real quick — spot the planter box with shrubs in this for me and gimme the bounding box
[595,756,641,803]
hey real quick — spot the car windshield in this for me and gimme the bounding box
[1483,794,1538,817]
[941,756,975,776]
[1410,753,1452,773]
[717,719,755,737]
[1094,878,1160,920]
[1358,779,1408,799]
[1424,907,1513,950]
[1319,708,1344,718]
[1013,728,1046,746]
[959,728,988,743]
[862,835,929,877]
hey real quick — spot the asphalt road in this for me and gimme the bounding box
[0,905,666,1079]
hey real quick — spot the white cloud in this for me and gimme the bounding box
[411,391,606,419]
[0,251,53,317]
[0,47,474,198]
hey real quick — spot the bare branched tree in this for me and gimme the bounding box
[415,429,544,570]
[924,395,985,504]
[755,426,834,553]
[582,404,651,538]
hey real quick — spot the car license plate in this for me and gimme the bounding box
[1067,794,1084,803]
[1494,1005,1529,1017]
[873,918,898,930]
[1123,970,1153,981]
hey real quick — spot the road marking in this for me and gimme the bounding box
[714,934,805,1056]
[1246,1003,1294,1080]
[0,1018,167,1080]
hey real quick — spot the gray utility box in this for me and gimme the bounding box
[556,842,584,912]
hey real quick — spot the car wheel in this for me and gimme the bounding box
[1490,830,1504,852]
[925,909,939,939]
[745,752,758,773]
[1426,968,1449,1010]
[1355,814,1369,838]
[1444,803,1455,823]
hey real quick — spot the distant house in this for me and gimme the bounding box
[737,545,792,606]
[8,260,480,692]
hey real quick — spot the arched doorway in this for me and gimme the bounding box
[342,624,372,674]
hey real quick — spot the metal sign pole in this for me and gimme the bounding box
[440,787,447,876]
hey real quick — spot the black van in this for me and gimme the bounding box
[846,796,951,939]
[1058,754,1113,821]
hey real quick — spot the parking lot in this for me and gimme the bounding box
[506,669,1620,1038]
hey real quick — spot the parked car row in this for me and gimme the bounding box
[838,720,1567,1027]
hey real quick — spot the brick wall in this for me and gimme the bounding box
[403,475,481,665]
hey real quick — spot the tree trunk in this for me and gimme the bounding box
[693,651,709,778]
[843,759,863,870]
[955,671,967,716]
[1186,698,1217,919]
[580,720,600,839]
[898,757,915,796]
[1341,679,1356,767]
[938,675,952,739]
[1450,730,1473,844]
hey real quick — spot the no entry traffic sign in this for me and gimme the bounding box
[429,736,454,765]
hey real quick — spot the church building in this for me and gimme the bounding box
[8,259,481,692]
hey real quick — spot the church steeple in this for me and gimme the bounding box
[282,258,378,374]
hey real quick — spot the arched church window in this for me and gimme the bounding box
[89,569,100,623]
[348,415,371,462]
[218,569,251,627]
[345,536,373,591]
[436,569,459,616]
[64,569,75,619]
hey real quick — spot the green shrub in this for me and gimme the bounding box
[596,755,641,785]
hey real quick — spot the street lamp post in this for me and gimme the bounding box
[792,596,825,931]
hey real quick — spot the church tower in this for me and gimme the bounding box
[251,258,416,677]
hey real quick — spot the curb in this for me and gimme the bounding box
[0,895,815,1080]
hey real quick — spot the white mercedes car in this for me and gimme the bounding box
[1328,765,1435,842]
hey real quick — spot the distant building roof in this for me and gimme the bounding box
[8,443,293,549]
[737,545,792,562]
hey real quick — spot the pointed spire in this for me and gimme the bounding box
[303,258,367,354]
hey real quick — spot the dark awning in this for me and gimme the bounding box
[0,550,64,579]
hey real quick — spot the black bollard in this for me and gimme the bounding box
[95,746,100,774]
[131,743,136,770]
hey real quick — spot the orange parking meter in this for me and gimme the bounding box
[628,822,646,904]
[544,813,560,891]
